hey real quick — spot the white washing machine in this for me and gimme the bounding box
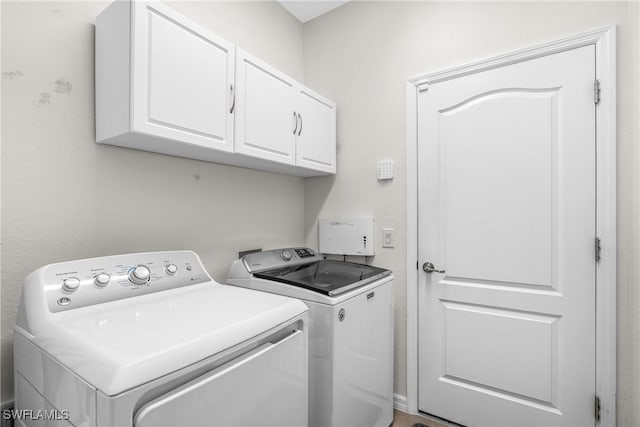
[226,248,394,427]
[14,250,308,427]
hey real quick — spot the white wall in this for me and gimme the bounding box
[2,1,639,423]
[302,1,640,424]
[0,0,305,404]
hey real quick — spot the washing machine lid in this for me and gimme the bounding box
[253,260,391,296]
[21,282,306,396]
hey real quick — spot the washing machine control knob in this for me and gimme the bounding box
[279,250,292,261]
[62,277,81,292]
[165,264,178,275]
[94,273,111,287]
[129,265,151,285]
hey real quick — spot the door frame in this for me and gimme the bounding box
[405,26,616,426]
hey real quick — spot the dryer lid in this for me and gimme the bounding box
[19,282,307,396]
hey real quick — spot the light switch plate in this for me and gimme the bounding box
[382,227,395,248]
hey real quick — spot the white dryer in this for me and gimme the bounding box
[226,248,394,427]
[14,250,308,427]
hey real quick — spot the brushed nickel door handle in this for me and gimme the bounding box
[229,84,235,114]
[423,262,445,274]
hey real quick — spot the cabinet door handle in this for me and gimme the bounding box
[229,84,235,114]
[297,113,302,136]
[293,111,298,135]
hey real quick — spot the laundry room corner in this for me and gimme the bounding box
[1,0,639,425]
[0,0,308,406]
[301,1,640,423]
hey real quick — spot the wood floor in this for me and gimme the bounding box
[392,409,448,427]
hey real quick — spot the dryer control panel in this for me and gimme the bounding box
[34,251,211,313]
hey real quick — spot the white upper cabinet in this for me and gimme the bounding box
[235,49,297,165]
[235,49,336,173]
[96,0,336,177]
[295,87,337,174]
[132,2,234,151]
[96,1,234,152]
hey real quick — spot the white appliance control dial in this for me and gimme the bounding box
[62,277,81,292]
[94,273,111,287]
[280,250,292,261]
[42,251,210,313]
[129,265,151,285]
[165,264,178,275]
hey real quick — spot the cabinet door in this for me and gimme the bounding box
[296,86,337,174]
[235,49,297,165]
[131,2,234,152]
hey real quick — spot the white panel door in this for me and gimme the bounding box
[132,2,234,151]
[418,46,596,426]
[235,49,296,165]
[296,86,337,174]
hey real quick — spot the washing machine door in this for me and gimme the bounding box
[254,260,391,295]
[134,330,306,427]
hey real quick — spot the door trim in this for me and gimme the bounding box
[405,26,616,426]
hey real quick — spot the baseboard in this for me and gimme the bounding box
[393,393,408,412]
[393,397,464,427]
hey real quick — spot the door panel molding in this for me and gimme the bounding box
[437,376,562,415]
[406,26,616,425]
[438,87,560,116]
[441,300,558,403]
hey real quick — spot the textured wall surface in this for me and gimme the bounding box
[302,1,639,423]
[2,1,639,424]
[1,0,305,403]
